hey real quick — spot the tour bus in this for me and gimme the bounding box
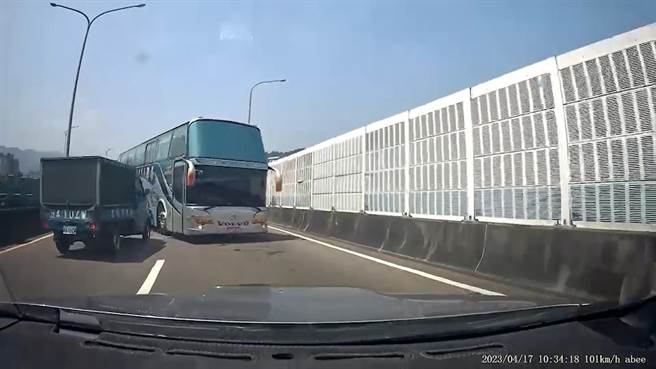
[119,118,281,235]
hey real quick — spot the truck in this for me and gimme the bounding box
[40,156,151,255]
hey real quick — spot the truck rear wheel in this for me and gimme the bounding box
[54,233,70,255]
[142,221,151,241]
[111,233,121,255]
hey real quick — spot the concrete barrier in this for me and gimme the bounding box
[330,211,358,241]
[306,209,332,235]
[353,214,390,248]
[291,208,307,230]
[477,224,656,303]
[0,207,43,246]
[267,206,656,303]
[380,217,413,255]
[424,221,487,271]
[278,206,294,225]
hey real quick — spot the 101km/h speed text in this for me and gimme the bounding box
[482,354,647,365]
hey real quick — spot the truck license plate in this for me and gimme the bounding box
[63,225,77,235]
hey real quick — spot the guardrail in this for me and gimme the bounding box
[267,23,656,233]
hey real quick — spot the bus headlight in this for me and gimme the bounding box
[253,211,267,225]
[191,215,213,226]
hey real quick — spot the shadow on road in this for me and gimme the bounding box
[172,232,297,245]
[57,238,166,263]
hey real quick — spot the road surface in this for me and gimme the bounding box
[0,225,564,306]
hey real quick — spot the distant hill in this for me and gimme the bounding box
[266,148,304,160]
[0,146,64,177]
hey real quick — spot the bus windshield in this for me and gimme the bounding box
[188,120,266,163]
[186,165,266,207]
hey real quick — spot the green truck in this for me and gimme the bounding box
[40,156,151,255]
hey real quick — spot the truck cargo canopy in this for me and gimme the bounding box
[41,157,136,207]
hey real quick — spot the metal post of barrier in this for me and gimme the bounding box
[464,88,476,220]
[361,129,367,212]
[549,56,572,226]
[331,146,335,211]
[403,110,411,216]
[293,157,297,208]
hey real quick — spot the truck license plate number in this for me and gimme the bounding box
[63,225,77,235]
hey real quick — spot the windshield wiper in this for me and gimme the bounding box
[0,297,652,346]
[0,302,101,335]
[0,301,590,343]
[357,297,656,345]
[59,310,102,333]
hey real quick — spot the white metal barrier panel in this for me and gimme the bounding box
[295,152,313,208]
[365,113,406,215]
[470,59,563,224]
[281,160,296,207]
[409,90,469,220]
[557,26,656,230]
[267,23,656,232]
[311,145,334,210]
[333,131,364,212]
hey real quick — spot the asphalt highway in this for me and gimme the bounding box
[0,225,564,307]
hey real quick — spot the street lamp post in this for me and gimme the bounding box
[63,125,79,153]
[105,148,113,157]
[248,79,286,124]
[50,2,145,157]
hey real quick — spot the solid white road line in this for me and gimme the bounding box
[0,233,53,256]
[269,226,505,296]
[136,259,165,295]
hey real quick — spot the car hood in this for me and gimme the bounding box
[16,286,563,323]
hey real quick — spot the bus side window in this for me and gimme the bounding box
[145,141,159,164]
[135,145,146,166]
[164,163,174,191]
[169,126,187,158]
[157,132,172,161]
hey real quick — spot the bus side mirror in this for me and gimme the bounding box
[275,175,282,192]
[268,166,283,192]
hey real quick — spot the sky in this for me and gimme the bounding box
[1,0,655,158]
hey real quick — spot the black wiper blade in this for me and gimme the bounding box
[0,302,102,334]
[358,297,656,345]
[3,299,648,346]
[59,310,102,333]
[348,303,588,345]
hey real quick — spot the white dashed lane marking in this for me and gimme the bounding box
[136,259,165,295]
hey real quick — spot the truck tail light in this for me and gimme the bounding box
[89,223,97,233]
[42,221,49,230]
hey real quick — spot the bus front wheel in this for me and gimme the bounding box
[157,204,167,232]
